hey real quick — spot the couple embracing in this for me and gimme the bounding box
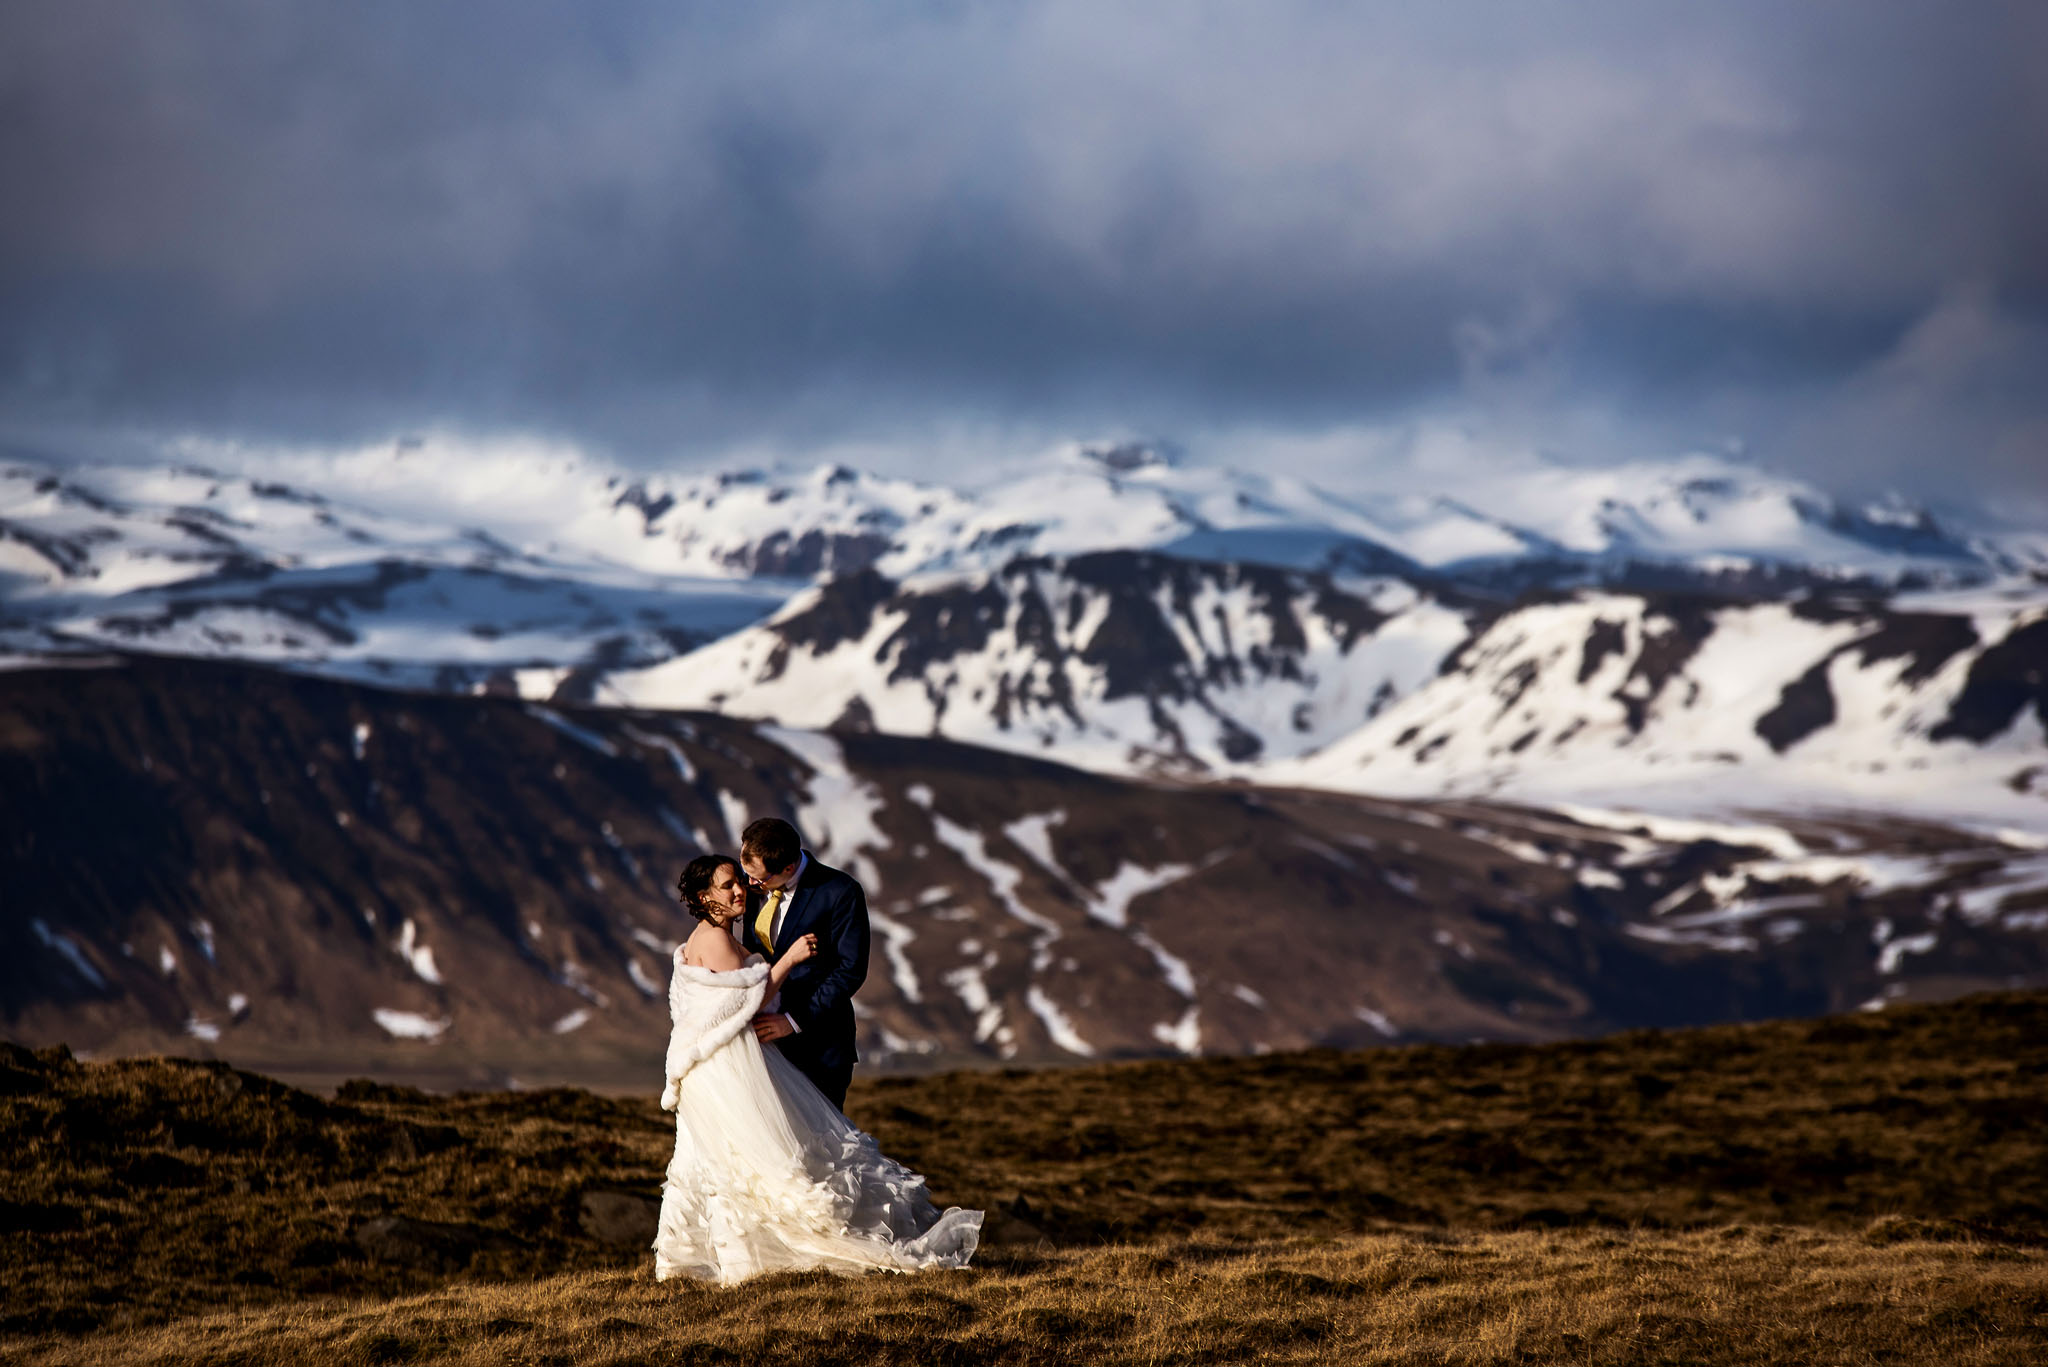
[652,816,983,1284]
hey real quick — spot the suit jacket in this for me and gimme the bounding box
[740,854,870,1073]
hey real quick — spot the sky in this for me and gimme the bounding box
[2,1,2044,517]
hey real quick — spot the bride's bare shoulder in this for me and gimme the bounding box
[683,921,745,971]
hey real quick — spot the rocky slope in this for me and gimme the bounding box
[6,658,2045,1086]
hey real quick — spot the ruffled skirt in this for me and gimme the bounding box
[652,1028,982,1284]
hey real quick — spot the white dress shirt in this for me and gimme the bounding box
[765,851,809,1031]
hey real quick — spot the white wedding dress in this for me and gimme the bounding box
[652,951,982,1284]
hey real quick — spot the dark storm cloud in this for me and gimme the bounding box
[1,1,2043,501]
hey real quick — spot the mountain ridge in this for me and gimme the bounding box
[5,440,2044,824]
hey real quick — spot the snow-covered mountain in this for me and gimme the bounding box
[8,433,2037,619]
[599,553,1478,776]
[4,435,2043,822]
[1268,584,2048,829]
[0,456,789,692]
[601,556,2047,823]
[513,437,2048,590]
[584,437,2048,589]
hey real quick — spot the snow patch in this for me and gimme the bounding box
[1088,861,1196,928]
[871,1024,940,1059]
[1705,853,1951,901]
[525,704,619,757]
[394,919,443,984]
[623,723,696,782]
[555,959,611,1006]
[1554,805,1807,860]
[716,790,751,846]
[1002,810,1067,877]
[940,965,1005,1045]
[1355,1006,1399,1038]
[1624,922,1759,954]
[626,956,663,998]
[373,1009,450,1040]
[30,920,105,989]
[928,813,1063,946]
[1876,927,1939,975]
[600,821,642,881]
[1954,855,2048,923]
[1465,829,1570,867]
[1132,929,1197,998]
[1152,1006,1201,1055]
[515,667,575,700]
[763,726,891,891]
[868,908,922,1003]
[1026,985,1094,1056]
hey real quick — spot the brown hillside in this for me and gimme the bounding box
[7,657,2046,1087]
[3,990,2044,1344]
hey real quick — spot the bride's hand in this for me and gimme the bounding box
[780,932,819,966]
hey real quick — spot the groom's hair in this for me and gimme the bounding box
[741,817,802,874]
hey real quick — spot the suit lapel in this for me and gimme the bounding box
[777,856,816,943]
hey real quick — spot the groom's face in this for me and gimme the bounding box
[742,854,797,891]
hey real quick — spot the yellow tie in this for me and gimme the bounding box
[753,888,783,955]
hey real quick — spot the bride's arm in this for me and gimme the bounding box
[766,933,818,991]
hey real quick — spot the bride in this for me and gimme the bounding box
[653,853,983,1284]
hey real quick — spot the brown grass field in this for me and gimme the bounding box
[5,991,2047,1364]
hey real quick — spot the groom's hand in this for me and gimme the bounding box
[751,1013,795,1043]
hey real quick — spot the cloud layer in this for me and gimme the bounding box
[2,1,2043,508]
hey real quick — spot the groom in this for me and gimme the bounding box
[737,816,871,1110]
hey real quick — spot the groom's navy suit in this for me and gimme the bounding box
[741,854,870,1110]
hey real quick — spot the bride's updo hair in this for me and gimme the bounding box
[676,853,740,922]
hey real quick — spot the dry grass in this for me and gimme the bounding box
[860,991,2048,1243]
[5,990,2047,1363]
[14,1229,2048,1366]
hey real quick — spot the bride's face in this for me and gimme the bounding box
[704,863,746,925]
